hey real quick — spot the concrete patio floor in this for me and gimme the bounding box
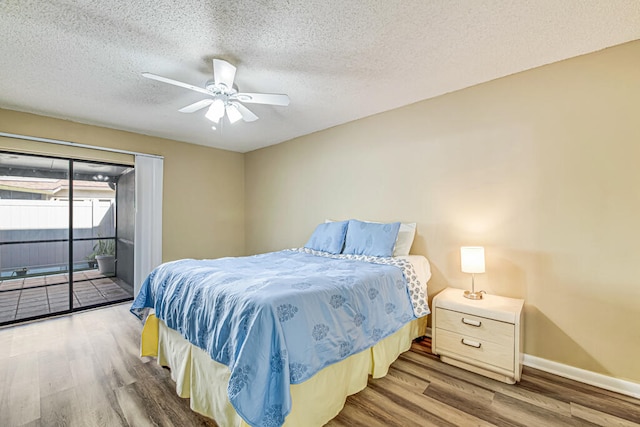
[0,270,133,324]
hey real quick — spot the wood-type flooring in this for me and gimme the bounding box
[0,303,638,426]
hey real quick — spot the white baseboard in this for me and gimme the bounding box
[523,354,640,399]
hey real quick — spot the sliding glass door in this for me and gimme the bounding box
[0,151,134,325]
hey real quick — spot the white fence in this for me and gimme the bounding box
[0,199,114,275]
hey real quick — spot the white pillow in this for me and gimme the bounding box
[326,219,416,256]
[393,222,417,256]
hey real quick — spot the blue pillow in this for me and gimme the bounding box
[343,220,401,257]
[304,220,348,254]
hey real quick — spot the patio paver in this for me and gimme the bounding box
[0,273,132,325]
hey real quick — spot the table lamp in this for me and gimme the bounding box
[461,246,485,300]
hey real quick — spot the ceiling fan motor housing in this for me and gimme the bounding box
[205,79,237,96]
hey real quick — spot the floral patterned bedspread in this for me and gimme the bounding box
[130,248,429,427]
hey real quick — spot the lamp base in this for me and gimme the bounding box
[464,290,484,300]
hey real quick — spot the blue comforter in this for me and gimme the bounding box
[131,249,423,427]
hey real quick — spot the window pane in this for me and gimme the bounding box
[0,152,70,323]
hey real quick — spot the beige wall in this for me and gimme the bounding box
[2,41,638,384]
[0,109,245,262]
[245,41,640,383]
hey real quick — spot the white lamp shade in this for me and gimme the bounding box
[205,98,226,123]
[461,246,485,274]
[226,104,243,124]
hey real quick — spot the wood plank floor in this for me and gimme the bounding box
[0,303,638,427]
[329,340,640,427]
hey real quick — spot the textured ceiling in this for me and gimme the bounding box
[0,1,639,153]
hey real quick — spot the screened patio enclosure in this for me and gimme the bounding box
[0,151,135,325]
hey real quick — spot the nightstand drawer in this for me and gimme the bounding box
[435,307,514,347]
[435,328,514,371]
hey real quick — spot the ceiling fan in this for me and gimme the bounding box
[142,59,290,129]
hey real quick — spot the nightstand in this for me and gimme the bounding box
[432,287,524,384]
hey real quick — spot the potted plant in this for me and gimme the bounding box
[94,237,116,275]
[14,267,28,277]
[85,253,98,269]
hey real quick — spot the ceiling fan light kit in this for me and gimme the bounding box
[226,104,243,124]
[205,98,226,123]
[142,59,289,129]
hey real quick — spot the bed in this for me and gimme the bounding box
[131,220,431,427]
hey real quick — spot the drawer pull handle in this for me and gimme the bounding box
[461,338,482,348]
[461,318,481,327]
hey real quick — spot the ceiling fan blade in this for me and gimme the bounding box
[142,72,211,96]
[178,99,214,113]
[233,102,259,122]
[213,59,237,89]
[234,92,290,106]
